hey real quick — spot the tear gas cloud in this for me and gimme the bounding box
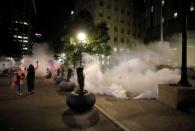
[22,43,60,76]
[83,31,195,99]
[83,41,181,99]
[20,31,195,99]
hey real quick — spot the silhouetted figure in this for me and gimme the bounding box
[46,68,52,79]
[26,61,38,94]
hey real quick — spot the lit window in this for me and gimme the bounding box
[151,5,154,13]
[23,40,28,43]
[23,36,28,39]
[161,17,164,23]
[35,33,42,37]
[23,47,28,50]
[71,10,74,15]
[174,11,178,18]
[114,47,117,52]
[23,22,28,25]
[18,36,22,39]
[161,0,164,6]
[190,3,194,11]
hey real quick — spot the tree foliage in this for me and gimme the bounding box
[60,10,111,65]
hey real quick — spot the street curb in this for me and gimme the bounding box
[95,104,131,131]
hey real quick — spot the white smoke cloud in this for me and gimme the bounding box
[22,43,60,77]
[83,41,180,99]
[19,31,195,99]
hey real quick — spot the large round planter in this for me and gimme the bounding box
[59,80,75,91]
[66,89,96,112]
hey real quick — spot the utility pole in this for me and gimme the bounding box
[32,0,37,15]
[178,0,191,87]
[160,0,164,42]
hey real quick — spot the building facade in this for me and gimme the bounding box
[74,0,139,51]
[142,0,195,42]
[0,0,34,57]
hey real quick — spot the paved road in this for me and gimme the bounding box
[1,75,195,131]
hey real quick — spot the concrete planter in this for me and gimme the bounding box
[158,84,195,110]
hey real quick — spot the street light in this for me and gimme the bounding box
[77,32,86,42]
[160,0,164,42]
[66,31,96,112]
[76,32,87,93]
[77,32,86,66]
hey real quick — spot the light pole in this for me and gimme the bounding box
[66,31,96,112]
[77,32,86,67]
[178,0,191,87]
[160,0,164,42]
[76,32,87,94]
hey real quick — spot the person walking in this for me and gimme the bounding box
[26,61,39,94]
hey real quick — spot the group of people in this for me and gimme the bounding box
[11,61,39,96]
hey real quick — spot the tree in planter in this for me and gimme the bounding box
[61,22,111,67]
[61,10,111,112]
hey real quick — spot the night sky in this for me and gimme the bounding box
[33,0,75,42]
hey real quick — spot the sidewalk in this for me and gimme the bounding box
[96,96,195,131]
[0,76,195,131]
[0,76,123,131]
[95,79,195,131]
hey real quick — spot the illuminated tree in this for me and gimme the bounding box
[60,10,111,66]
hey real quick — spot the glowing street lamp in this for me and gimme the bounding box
[66,31,96,112]
[77,32,86,66]
[76,32,87,93]
[77,32,86,42]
